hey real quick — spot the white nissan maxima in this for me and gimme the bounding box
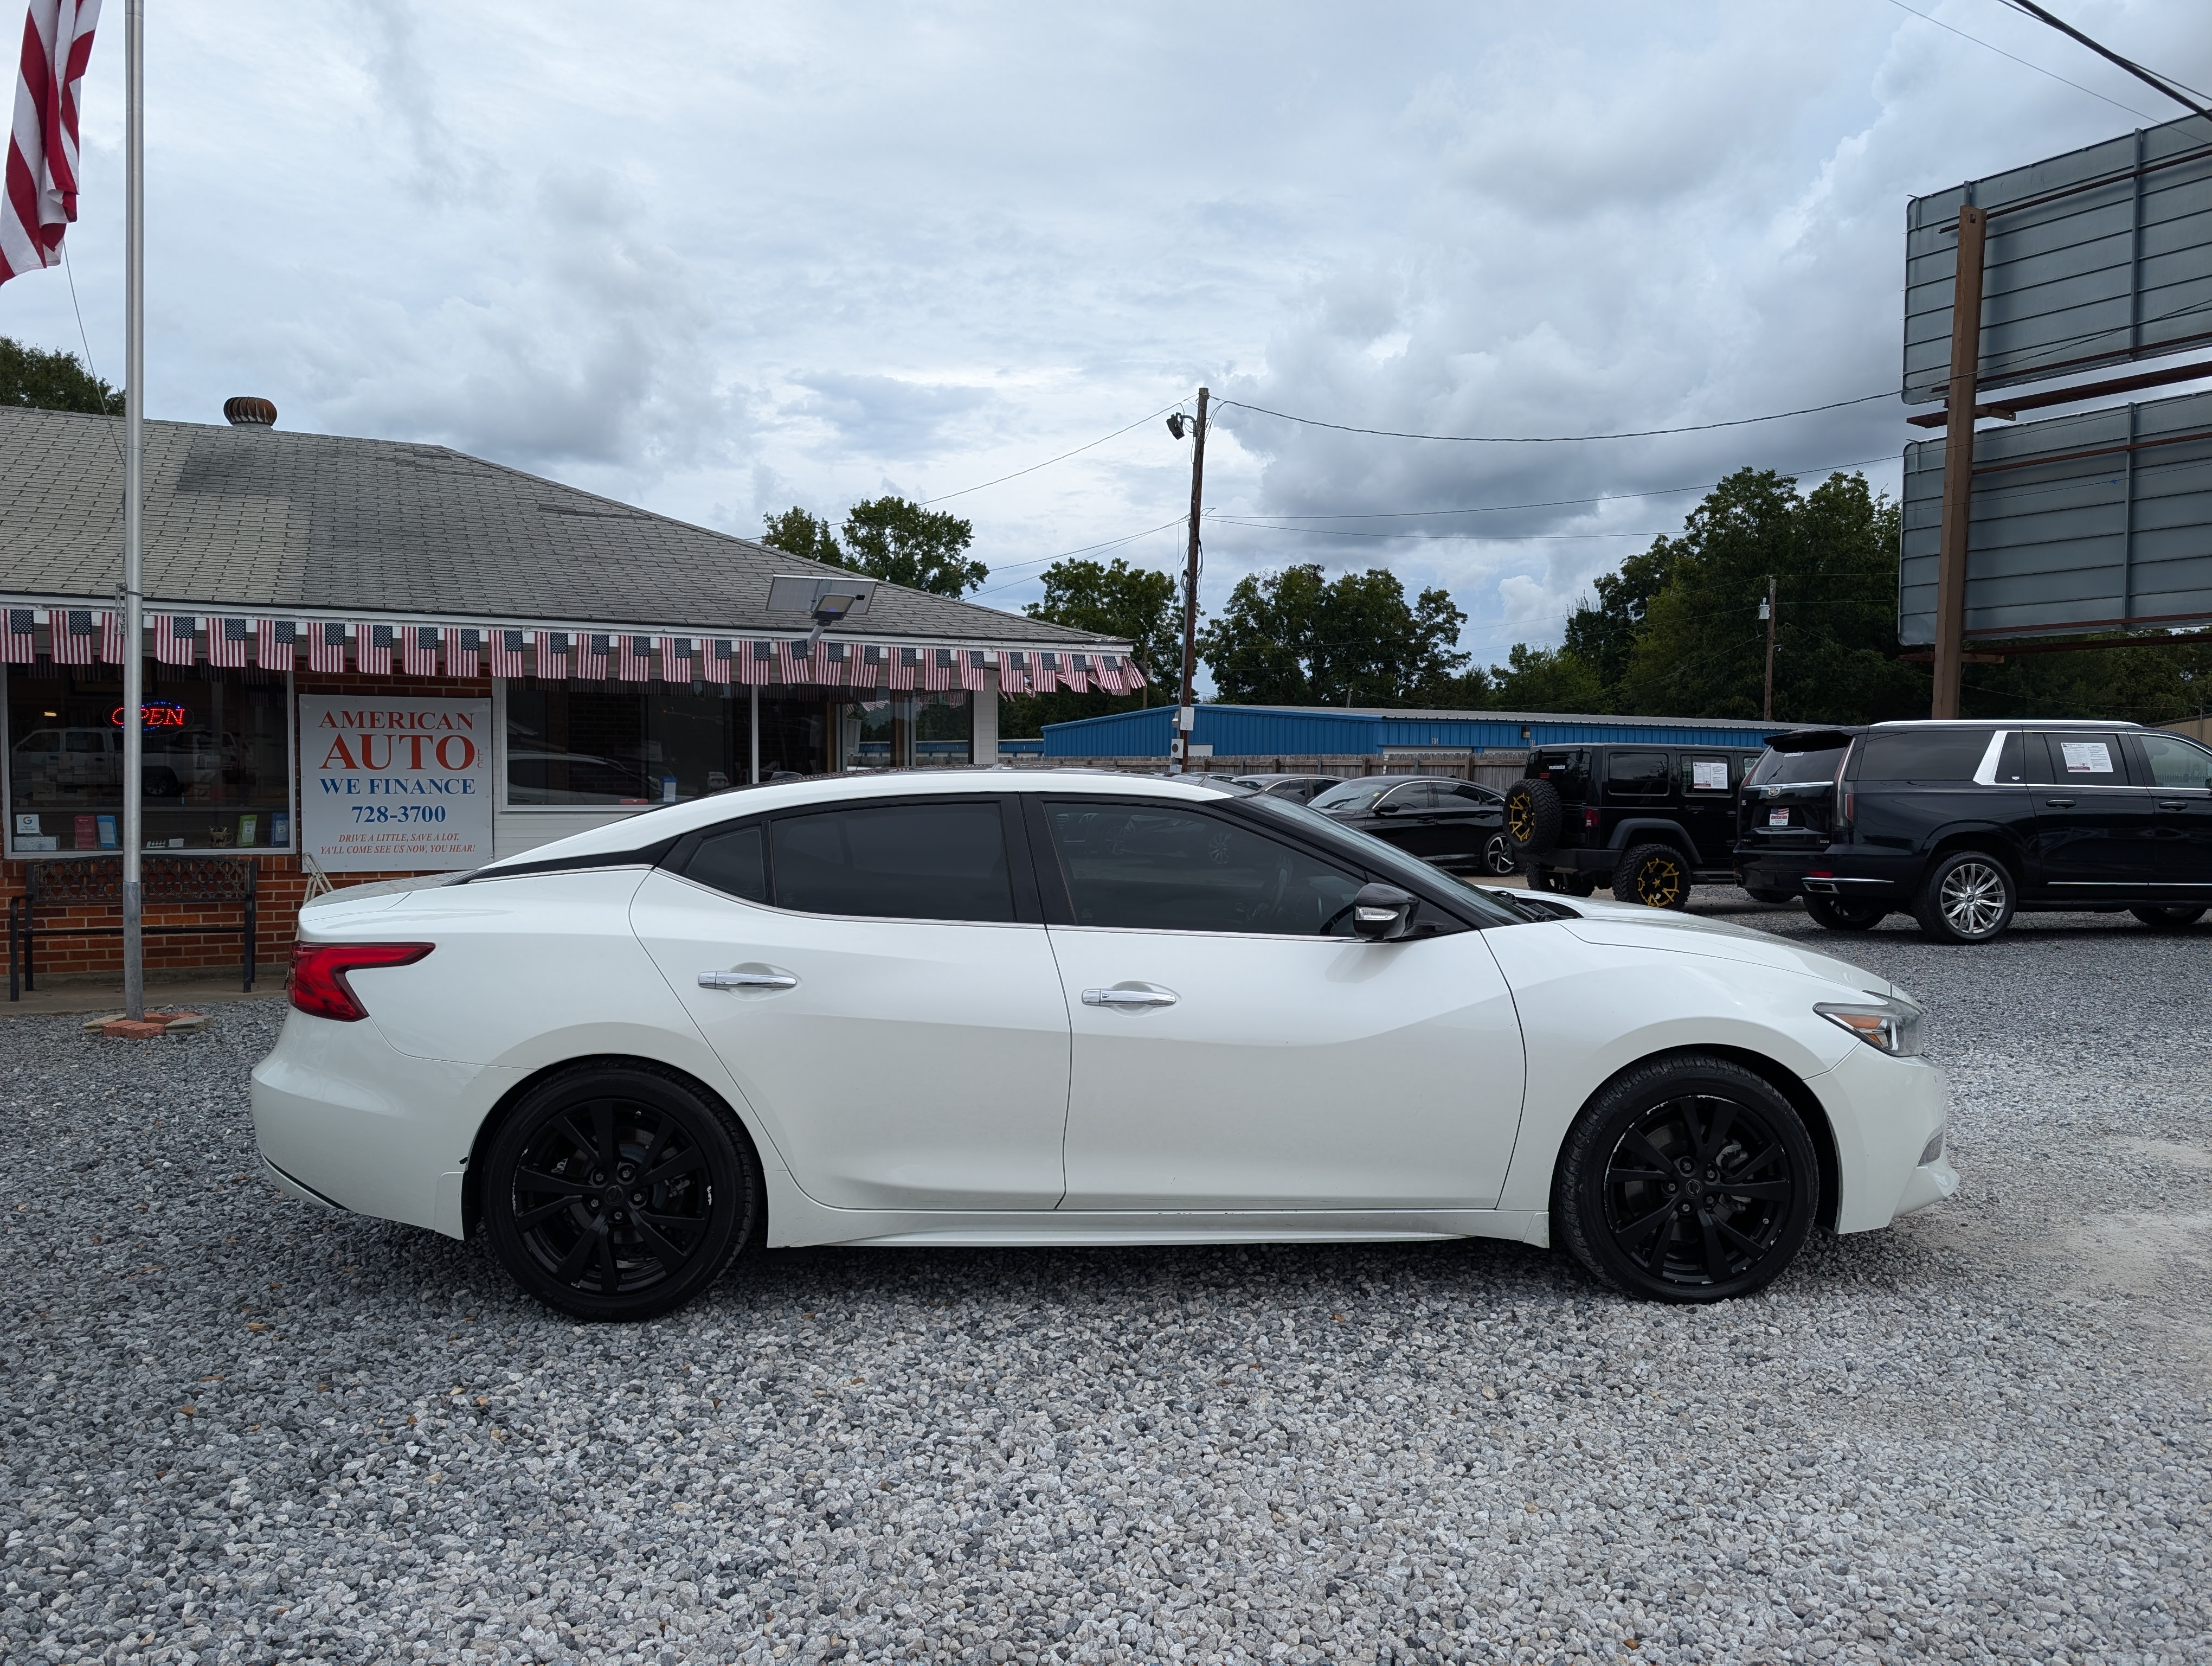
[252,770,1956,1320]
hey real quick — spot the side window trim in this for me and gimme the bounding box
[1971,730,2010,786]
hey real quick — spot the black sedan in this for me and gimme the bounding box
[1309,776,1515,874]
[1225,773,1344,804]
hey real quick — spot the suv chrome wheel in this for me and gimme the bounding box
[1913,850,2015,944]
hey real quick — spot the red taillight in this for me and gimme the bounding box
[1584,808,1600,828]
[287,941,434,1022]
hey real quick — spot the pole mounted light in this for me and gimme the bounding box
[1169,389,1208,772]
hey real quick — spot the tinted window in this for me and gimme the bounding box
[1309,781,1390,812]
[770,802,1013,921]
[1045,804,1363,936]
[1607,752,1669,794]
[1856,731,1993,783]
[1441,782,1500,804]
[1746,745,1847,787]
[2031,732,2125,784]
[2139,733,2212,790]
[685,823,768,902]
[1380,780,1436,809]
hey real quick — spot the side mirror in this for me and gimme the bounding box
[1373,802,1400,816]
[1351,881,1417,941]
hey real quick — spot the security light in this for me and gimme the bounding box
[767,574,879,646]
[1166,412,1187,439]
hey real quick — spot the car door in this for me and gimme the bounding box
[2132,731,2212,890]
[628,795,1072,1210]
[1675,753,1738,865]
[1032,797,1527,1211]
[2025,730,2155,893]
[1368,778,1442,855]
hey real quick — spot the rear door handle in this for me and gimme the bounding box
[2157,800,2187,810]
[699,968,798,990]
[2042,799,2074,809]
[1082,985,1178,1008]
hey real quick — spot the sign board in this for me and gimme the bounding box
[1899,386,2212,644]
[300,695,492,872]
[1904,113,2212,405]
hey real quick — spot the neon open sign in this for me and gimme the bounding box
[109,701,189,728]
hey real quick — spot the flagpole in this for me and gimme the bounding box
[120,0,145,1021]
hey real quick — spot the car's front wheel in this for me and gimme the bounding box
[1613,843,1692,909]
[1484,832,1517,876]
[483,1061,761,1322]
[1804,896,1886,932]
[1557,1055,1820,1303]
[2130,905,2207,930]
[1913,850,2014,944]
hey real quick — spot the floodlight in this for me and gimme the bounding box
[1166,413,1187,439]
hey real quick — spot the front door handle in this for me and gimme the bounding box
[2042,798,2075,809]
[2157,800,2187,810]
[1082,985,1178,1008]
[699,968,798,990]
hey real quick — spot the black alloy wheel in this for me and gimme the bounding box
[484,1062,760,1321]
[1912,849,2014,944]
[1804,896,1886,932]
[1557,1055,1819,1303]
[2129,905,2207,930]
[1613,842,1691,910]
[1484,832,1517,876]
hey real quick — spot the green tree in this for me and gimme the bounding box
[1958,637,2212,726]
[1000,556,1181,737]
[840,496,986,597]
[1488,643,1604,712]
[1,337,122,414]
[760,505,844,567]
[1561,540,1682,709]
[1198,563,1472,707]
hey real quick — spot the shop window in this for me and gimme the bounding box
[837,692,972,770]
[5,667,293,855]
[505,684,837,805]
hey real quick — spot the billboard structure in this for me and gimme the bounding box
[1902,112,2212,715]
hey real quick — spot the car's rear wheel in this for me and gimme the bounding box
[2130,905,2207,930]
[1484,832,1517,876]
[1557,1055,1819,1303]
[1913,850,2014,944]
[1804,896,1886,932]
[1613,843,1691,909]
[1743,887,1794,905]
[483,1062,760,1322]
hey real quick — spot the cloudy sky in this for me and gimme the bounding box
[6,0,2207,677]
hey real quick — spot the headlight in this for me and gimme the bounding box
[1814,997,1925,1057]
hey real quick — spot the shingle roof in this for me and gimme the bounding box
[0,407,1115,649]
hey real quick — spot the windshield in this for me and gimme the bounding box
[1238,793,1533,926]
[1746,745,1848,787]
[1308,781,1388,812]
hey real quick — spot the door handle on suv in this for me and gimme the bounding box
[2157,800,2188,810]
[1082,985,1178,1008]
[699,967,798,990]
[2042,798,2074,809]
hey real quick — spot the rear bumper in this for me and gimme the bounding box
[1735,848,1917,900]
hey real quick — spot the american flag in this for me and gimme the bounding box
[739,639,775,685]
[357,622,395,675]
[537,630,572,679]
[1063,652,1093,693]
[153,614,197,666]
[1034,651,1066,692]
[960,649,989,693]
[308,621,348,674]
[819,640,852,687]
[490,629,528,678]
[207,614,250,669]
[921,648,955,693]
[47,606,95,664]
[704,638,735,685]
[444,626,483,677]
[577,632,612,680]
[854,643,886,690]
[616,634,653,682]
[1096,652,1137,694]
[0,1,100,287]
[2,606,35,662]
[98,607,123,662]
[660,636,696,682]
[776,639,808,684]
[997,650,1032,694]
[256,617,297,672]
[402,624,440,676]
[889,646,919,692]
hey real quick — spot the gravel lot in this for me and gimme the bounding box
[4,900,2209,1666]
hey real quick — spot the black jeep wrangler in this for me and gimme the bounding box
[1503,742,1767,907]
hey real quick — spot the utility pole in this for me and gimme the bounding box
[1761,575,1777,722]
[121,0,146,1022]
[1932,203,1987,720]
[1173,387,1208,772]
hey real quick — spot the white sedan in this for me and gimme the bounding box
[252,771,1955,1320]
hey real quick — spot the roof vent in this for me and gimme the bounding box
[223,396,277,427]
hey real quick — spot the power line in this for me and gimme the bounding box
[967,516,1191,598]
[1210,520,1677,542]
[1882,0,2158,121]
[1212,389,1895,445]
[1996,0,2211,117]
[921,402,1184,506]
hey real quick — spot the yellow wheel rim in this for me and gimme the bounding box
[1507,794,1534,842]
[1635,857,1683,907]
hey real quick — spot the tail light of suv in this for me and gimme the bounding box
[287,941,435,1022]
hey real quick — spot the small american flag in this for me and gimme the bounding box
[704,638,735,685]
[490,629,528,678]
[997,650,1032,694]
[854,643,886,690]
[616,634,653,682]
[0,1,100,289]
[1063,652,1093,693]
[889,646,919,691]
[961,649,989,693]
[444,626,484,677]
[777,639,809,684]
[402,624,440,676]
[357,623,395,675]
[153,615,197,666]
[921,648,955,693]
[48,606,97,665]
[537,630,572,679]
[576,632,612,680]
[99,608,123,663]
[308,621,349,674]
[1035,651,1066,692]
[2,606,36,663]
[207,615,251,669]
[739,639,775,685]
[661,636,697,682]
[1094,652,1131,694]
[256,618,297,671]
[819,640,852,687]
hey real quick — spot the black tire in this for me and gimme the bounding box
[1804,896,1886,932]
[2130,905,2207,930]
[1483,832,1517,876]
[483,1061,761,1322]
[1562,872,1599,897]
[1503,778,1563,858]
[1612,842,1692,909]
[1743,887,1794,905]
[1557,1054,1819,1303]
[1912,850,2015,944]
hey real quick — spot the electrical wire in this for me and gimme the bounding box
[1882,0,2158,121]
[1208,520,1677,542]
[1213,389,1896,444]
[921,402,1184,506]
[1993,0,2212,112]
[967,516,1191,599]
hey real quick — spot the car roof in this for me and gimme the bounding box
[1865,718,2144,730]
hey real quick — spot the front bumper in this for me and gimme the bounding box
[1808,1039,1952,1234]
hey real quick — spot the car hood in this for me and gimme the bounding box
[1547,895,1902,999]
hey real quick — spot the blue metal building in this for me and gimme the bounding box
[1038,704,1796,758]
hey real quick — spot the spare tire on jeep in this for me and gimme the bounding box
[1504,778,1564,858]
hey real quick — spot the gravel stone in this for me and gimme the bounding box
[4,900,2209,1665]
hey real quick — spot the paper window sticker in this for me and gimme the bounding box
[2060,741,2113,774]
[1692,760,1728,790]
